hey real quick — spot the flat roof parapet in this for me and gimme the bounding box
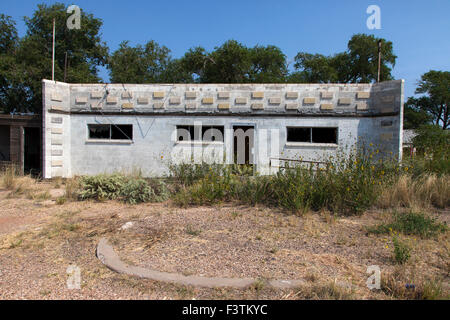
[42,79,404,117]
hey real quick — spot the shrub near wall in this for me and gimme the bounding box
[78,173,169,204]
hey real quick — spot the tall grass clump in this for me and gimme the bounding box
[378,174,450,209]
[78,173,169,204]
[1,165,17,190]
[168,162,227,186]
[65,177,80,200]
[379,126,449,210]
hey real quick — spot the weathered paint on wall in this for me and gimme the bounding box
[42,80,404,178]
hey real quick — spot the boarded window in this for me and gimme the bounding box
[88,124,133,140]
[287,127,337,144]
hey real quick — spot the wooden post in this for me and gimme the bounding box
[9,126,24,174]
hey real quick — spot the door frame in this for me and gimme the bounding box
[231,124,255,166]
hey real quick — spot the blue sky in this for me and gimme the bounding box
[2,0,450,97]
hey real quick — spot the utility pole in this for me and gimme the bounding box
[52,18,55,81]
[377,39,382,82]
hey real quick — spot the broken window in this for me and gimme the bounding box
[287,127,337,144]
[111,125,133,140]
[176,125,224,142]
[88,124,133,140]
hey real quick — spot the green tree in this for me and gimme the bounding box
[202,40,251,83]
[412,124,450,174]
[404,97,433,129]
[346,34,396,82]
[108,40,172,83]
[176,40,287,83]
[2,3,108,113]
[248,45,287,83]
[291,34,396,83]
[414,70,449,129]
[178,47,209,81]
[0,14,17,54]
[290,53,338,83]
[0,14,27,113]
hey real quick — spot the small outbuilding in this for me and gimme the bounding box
[0,114,42,174]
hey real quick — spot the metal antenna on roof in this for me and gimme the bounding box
[64,51,68,82]
[377,40,382,83]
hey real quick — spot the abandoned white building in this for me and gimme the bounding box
[42,79,404,179]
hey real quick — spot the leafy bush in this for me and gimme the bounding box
[411,125,450,175]
[168,162,219,186]
[121,178,156,204]
[78,173,169,204]
[239,175,274,206]
[270,167,314,213]
[173,166,239,206]
[78,174,126,201]
[368,211,447,239]
[392,235,411,264]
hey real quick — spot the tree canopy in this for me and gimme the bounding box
[108,40,171,83]
[1,3,108,113]
[290,34,396,83]
[107,40,288,84]
[404,70,449,130]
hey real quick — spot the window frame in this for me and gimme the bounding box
[87,124,133,142]
[286,126,338,146]
[176,125,225,144]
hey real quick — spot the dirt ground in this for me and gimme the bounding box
[0,179,448,300]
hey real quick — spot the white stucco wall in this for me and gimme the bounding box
[42,80,404,178]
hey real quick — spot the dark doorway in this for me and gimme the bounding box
[0,125,10,161]
[233,126,254,165]
[24,127,41,175]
